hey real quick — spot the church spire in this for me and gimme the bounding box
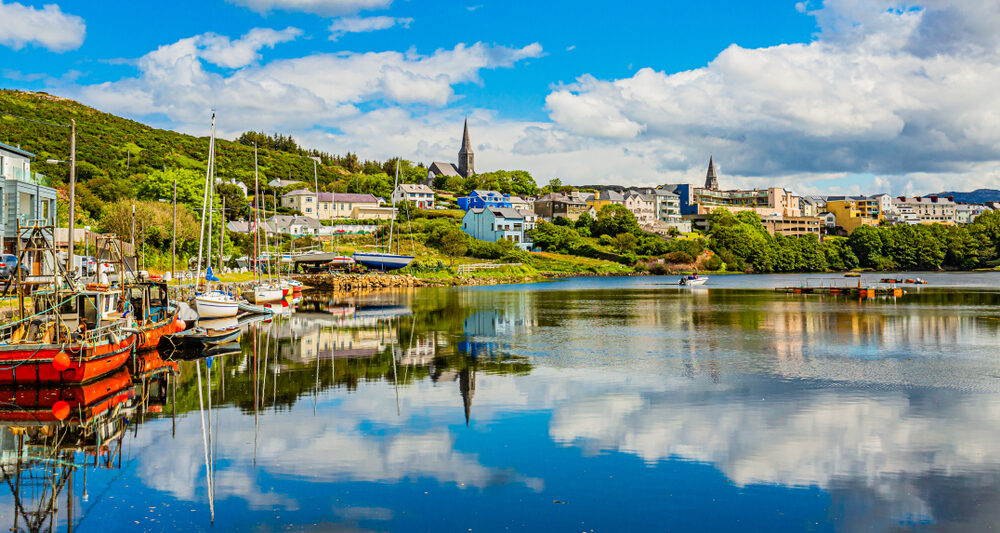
[458,118,474,178]
[705,156,719,190]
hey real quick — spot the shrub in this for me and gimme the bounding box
[704,254,723,271]
[663,251,695,264]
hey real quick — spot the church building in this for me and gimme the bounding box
[427,119,475,182]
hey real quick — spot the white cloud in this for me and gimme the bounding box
[71,35,543,144]
[329,16,412,41]
[228,0,392,16]
[532,1,1000,192]
[199,27,303,69]
[0,1,85,52]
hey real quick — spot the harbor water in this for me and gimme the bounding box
[4,273,1000,531]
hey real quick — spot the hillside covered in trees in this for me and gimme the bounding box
[0,90,540,268]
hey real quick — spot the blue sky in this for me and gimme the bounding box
[1,0,999,194]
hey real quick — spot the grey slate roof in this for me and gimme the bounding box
[428,162,460,177]
[317,192,379,203]
[488,207,525,220]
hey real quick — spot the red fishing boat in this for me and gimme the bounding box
[126,278,185,350]
[0,285,139,384]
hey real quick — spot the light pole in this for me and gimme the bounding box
[43,119,75,273]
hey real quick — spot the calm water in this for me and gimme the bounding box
[5,274,1000,532]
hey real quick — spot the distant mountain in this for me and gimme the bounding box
[929,189,1000,204]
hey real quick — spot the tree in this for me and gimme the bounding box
[136,168,205,211]
[613,233,638,254]
[438,228,469,267]
[593,204,641,237]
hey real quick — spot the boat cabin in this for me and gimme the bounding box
[33,286,128,337]
[127,281,170,325]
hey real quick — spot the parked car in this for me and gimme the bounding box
[0,254,27,281]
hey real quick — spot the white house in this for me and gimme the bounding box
[392,183,435,209]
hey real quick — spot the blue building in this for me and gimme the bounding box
[0,143,58,252]
[660,183,695,215]
[457,189,512,211]
[461,206,534,250]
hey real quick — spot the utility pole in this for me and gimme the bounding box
[218,196,225,272]
[68,119,76,273]
[172,178,177,282]
[131,203,136,271]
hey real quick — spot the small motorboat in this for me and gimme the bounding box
[158,325,241,354]
[679,274,708,286]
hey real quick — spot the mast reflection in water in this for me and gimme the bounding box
[5,276,1000,531]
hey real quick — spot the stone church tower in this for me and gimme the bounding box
[705,156,719,190]
[458,119,474,178]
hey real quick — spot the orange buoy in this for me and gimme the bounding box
[52,352,71,372]
[174,317,186,331]
[52,400,70,420]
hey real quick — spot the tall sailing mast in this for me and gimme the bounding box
[194,114,216,287]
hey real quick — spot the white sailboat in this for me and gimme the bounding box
[193,114,239,318]
[353,160,413,271]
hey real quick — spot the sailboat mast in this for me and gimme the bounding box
[194,114,216,287]
[206,142,215,288]
[388,159,399,252]
[253,143,260,285]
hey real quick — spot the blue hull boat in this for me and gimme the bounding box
[352,252,414,271]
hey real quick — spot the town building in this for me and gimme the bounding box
[826,196,883,234]
[587,190,624,212]
[428,119,475,181]
[457,190,511,211]
[661,158,802,218]
[0,142,58,252]
[653,189,682,224]
[891,196,957,225]
[955,203,992,224]
[761,215,823,237]
[508,195,533,211]
[818,211,837,229]
[391,183,435,209]
[623,190,656,225]
[534,192,587,221]
[461,206,533,250]
[281,190,381,219]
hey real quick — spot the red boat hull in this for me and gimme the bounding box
[138,315,182,351]
[0,334,137,384]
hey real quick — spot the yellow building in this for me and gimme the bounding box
[586,190,624,212]
[826,196,883,234]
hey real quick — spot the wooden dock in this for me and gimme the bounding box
[775,285,904,297]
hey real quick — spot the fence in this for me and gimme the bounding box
[455,263,522,274]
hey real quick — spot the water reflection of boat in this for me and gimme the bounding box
[0,368,134,533]
[205,342,243,358]
[0,367,134,425]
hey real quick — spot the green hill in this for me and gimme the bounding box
[0,89,425,222]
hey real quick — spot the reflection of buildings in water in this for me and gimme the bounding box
[397,332,439,366]
[268,308,414,363]
[431,367,477,426]
[461,306,535,358]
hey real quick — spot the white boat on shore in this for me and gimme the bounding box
[353,252,413,271]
